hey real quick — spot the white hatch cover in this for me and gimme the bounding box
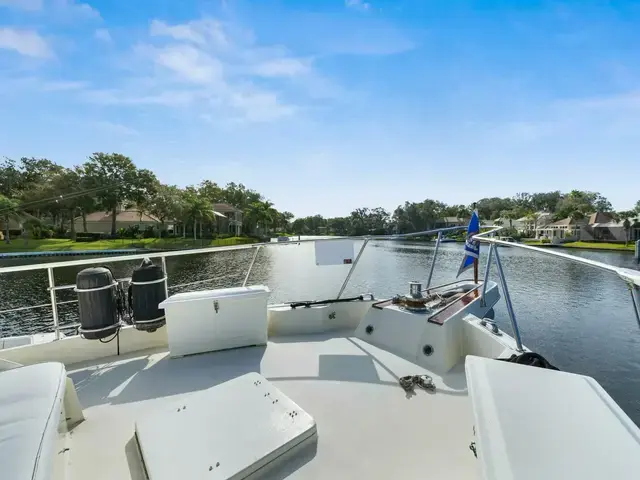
[159,285,270,305]
[135,372,316,480]
[465,355,640,480]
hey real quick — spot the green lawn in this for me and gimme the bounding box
[0,236,258,253]
[523,239,635,251]
[561,241,635,251]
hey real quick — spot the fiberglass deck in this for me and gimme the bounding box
[65,333,479,480]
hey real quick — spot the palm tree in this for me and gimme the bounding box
[623,218,631,246]
[0,195,19,243]
[524,211,538,237]
[500,209,518,229]
[456,206,471,221]
[0,194,41,244]
[183,193,215,240]
[244,202,262,234]
[568,209,585,221]
[149,185,182,237]
[281,211,294,232]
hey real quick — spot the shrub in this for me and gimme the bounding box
[117,225,141,238]
[143,225,156,238]
[541,237,551,244]
[32,226,54,239]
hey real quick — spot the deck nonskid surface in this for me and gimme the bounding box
[65,333,478,479]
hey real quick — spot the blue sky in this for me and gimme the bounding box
[1,0,639,217]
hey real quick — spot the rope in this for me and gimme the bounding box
[398,374,436,394]
[497,352,559,370]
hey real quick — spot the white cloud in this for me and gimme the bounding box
[94,121,139,136]
[94,28,111,42]
[227,89,297,122]
[250,57,310,77]
[0,0,101,18]
[150,19,228,48]
[152,44,225,85]
[54,0,101,19]
[0,0,42,10]
[345,0,371,12]
[0,28,52,58]
[83,88,198,107]
[93,17,315,123]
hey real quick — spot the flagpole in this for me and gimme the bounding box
[472,202,479,295]
[474,258,479,284]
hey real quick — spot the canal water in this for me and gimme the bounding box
[1,241,639,425]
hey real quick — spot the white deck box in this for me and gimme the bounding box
[159,286,270,358]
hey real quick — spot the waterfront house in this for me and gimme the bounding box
[435,217,469,228]
[536,217,587,242]
[494,216,526,232]
[74,208,160,234]
[580,212,640,243]
[0,217,22,235]
[213,203,243,236]
[516,212,554,236]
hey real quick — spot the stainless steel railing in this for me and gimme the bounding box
[0,244,265,339]
[3,225,637,346]
[0,228,465,340]
[475,227,640,350]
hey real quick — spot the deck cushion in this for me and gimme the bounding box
[466,355,640,480]
[0,362,67,480]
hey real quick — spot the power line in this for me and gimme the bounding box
[0,181,126,216]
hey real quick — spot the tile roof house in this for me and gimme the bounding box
[581,212,640,242]
[435,217,469,228]
[536,217,587,242]
[587,212,615,225]
[516,212,554,232]
[73,208,160,234]
[213,203,243,236]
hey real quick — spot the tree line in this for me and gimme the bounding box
[2,154,639,241]
[291,191,640,236]
[0,154,293,243]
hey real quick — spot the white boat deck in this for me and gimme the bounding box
[65,332,479,480]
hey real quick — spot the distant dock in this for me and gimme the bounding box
[0,249,142,259]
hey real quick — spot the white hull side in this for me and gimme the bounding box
[0,301,375,367]
[354,282,504,372]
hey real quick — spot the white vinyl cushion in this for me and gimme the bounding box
[466,355,640,480]
[0,362,67,480]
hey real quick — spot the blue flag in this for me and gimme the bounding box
[456,210,480,277]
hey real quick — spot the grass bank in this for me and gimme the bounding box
[523,240,635,252]
[0,236,258,253]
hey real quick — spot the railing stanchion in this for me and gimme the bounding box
[47,267,60,340]
[492,245,524,352]
[161,256,169,298]
[337,239,369,299]
[480,244,495,306]
[425,231,442,289]
[629,284,640,329]
[243,246,262,287]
